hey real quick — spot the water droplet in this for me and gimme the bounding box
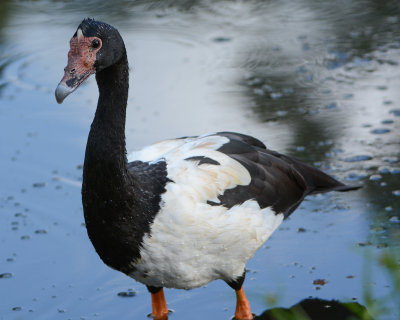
[296,66,307,73]
[383,157,399,164]
[270,92,282,99]
[390,168,400,175]
[325,102,337,109]
[212,37,231,43]
[283,87,293,94]
[344,155,372,162]
[362,123,372,128]
[0,273,12,279]
[345,172,368,181]
[371,128,390,134]
[32,182,46,188]
[12,307,22,311]
[20,235,30,240]
[253,88,264,96]
[389,216,400,222]
[262,84,273,92]
[369,174,382,181]
[392,190,400,197]
[247,77,262,86]
[389,109,400,117]
[117,289,136,297]
[376,85,388,90]
[381,119,394,124]
[34,229,47,234]
[343,93,354,100]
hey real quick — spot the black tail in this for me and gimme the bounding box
[277,152,361,195]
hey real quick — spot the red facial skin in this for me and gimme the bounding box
[60,34,102,88]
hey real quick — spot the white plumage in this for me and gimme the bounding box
[128,134,284,289]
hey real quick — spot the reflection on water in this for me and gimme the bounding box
[255,297,372,320]
[0,0,399,319]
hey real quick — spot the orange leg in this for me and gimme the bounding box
[234,287,253,320]
[150,288,169,320]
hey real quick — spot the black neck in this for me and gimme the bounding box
[83,53,130,199]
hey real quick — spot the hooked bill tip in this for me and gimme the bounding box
[55,82,74,104]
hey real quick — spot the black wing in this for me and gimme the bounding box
[209,132,359,219]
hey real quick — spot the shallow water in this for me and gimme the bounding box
[0,1,399,319]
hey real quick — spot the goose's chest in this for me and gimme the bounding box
[129,192,283,290]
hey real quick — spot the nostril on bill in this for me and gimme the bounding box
[70,68,76,74]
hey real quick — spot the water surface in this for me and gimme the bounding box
[0,1,399,319]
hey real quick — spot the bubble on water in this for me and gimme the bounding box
[387,16,399,23]
[344,155,372,162]
[389,109,400,117]
[296,66,307,73]
[34,229,47,234]
[393,190,400,197]
[343,93,354,100]
[247,77,262,86]
[378,167,390,174]
[117,289,136,297]
[262,84,273,92]
[0,273,12,279]
[270,92,282,99]
[276,110,287,117]
[253,88,264,96]
[371,128,390,134]
[32,182,46,188]
[283,87,293,95]
[21,235,30,240]
[212,36,231,43]
[390,168,400,175]
[389,216,400,222]
[381,119,394,124]
[12,307,22,311]
[383,100,393,105]
[377,85,388,90]
[345,172,368,181]
[325,102,337,109]
[362,123,372,128]
[383,157,399,164]
[369,174,382,181]
[58,308,66,313]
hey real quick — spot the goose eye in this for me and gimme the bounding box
[92,39,100,48]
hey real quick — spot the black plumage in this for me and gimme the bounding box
[208,132,359,218]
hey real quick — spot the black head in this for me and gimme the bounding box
[55,18,126,103]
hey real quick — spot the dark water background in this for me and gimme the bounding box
[0,1,399,319]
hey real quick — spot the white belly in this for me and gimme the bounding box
[130,198,283,289]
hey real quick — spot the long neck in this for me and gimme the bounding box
[83,53,130,199]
